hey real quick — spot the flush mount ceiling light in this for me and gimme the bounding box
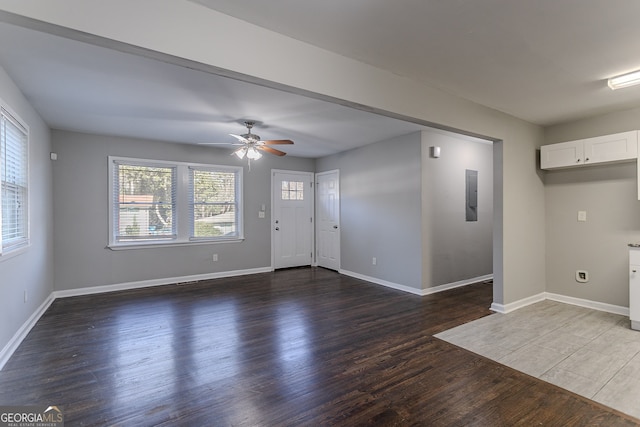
[608,70,640,90]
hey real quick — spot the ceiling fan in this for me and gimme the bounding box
[201,121,294,165]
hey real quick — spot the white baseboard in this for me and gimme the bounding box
[492,292,629,316]
[339,270,424,295]
[490,292,546,314]
[423,274,493,296]
[5,267,628,372]
[53,267,273,299]
[546,292,628,316]
[0,293,55,371]
[339,270,493,297]
[0,267,272,371]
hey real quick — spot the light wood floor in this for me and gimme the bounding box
[0,268,637,426]
[437,299,640,419]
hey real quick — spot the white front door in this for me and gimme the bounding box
[316,170,340,271]
[272,170,313,269]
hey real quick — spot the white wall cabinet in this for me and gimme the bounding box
[541,130,638,170]
[540,140,584,169]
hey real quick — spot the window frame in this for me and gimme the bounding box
[0,103,30,258]
[108,156,243,250]
[189,165,243,241]
[111,159,178,244]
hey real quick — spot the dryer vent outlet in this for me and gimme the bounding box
[576,270,589,283]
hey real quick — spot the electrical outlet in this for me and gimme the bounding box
[212,254,218,262]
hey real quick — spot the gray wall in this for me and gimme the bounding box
[545,109,640,307]
[315,130,493,291]
[52,130,314,291]
[0,67,53,354]
[1,2,549,309]
[316,132,423,289]
[421,130,493,288]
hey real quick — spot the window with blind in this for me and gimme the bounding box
[109,157,242,248]
[190,167,241,239]
[112,161,176,242]
[1,107,29,255]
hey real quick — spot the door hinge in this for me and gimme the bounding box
[310,217,313,223]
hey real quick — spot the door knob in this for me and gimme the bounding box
[275,227,280,231]
[333,225,338,229]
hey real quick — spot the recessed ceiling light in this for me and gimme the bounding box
[608,70,640,90]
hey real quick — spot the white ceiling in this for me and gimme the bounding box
[2,2,640,158]
[193,0,640,126]
[0,21,437,158]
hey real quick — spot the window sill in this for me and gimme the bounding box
[0,243,30,262]
[107,238,244,251]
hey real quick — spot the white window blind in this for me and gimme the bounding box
[109,157,243,248]
[113,161,177,242]
[1,107,28,253]
[189,167,240,239]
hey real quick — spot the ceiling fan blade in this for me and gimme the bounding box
[230,133,249,143]
[263,139,294,145]
[198,142,244,146]
[258,145,287,156]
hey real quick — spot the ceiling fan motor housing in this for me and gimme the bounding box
[241,133,260,142]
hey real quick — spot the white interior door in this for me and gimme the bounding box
[272,170,313,269]
[316,170,340,271]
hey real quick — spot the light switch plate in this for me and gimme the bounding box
[577,211,587,222]
[258,211,265,218]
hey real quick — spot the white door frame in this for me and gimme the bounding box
[271,169,315,270]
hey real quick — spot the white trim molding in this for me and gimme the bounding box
[492,292,629,316]
[490,292,546,314]
[423,274,493,296]
[0,266,272,371]
[546,292,628,316]
[340,269,424,296]
[6,268,628,373]
[53,267,272,299]
[340,270,493,297]
[0,293,55,371]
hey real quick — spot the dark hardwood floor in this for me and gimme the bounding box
[0,267,637,426]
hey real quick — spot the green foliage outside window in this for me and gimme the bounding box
[192,169,237,237]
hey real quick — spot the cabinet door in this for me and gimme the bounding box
[631,265,640,326]
[540,140,583,169]
[584,131,638,164]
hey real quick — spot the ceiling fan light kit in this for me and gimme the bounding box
[608,70,640,90]
[239,146,262,160]
[233,147,247,159]
[202,120,293,168]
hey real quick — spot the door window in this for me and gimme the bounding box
[281,180,304,200]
